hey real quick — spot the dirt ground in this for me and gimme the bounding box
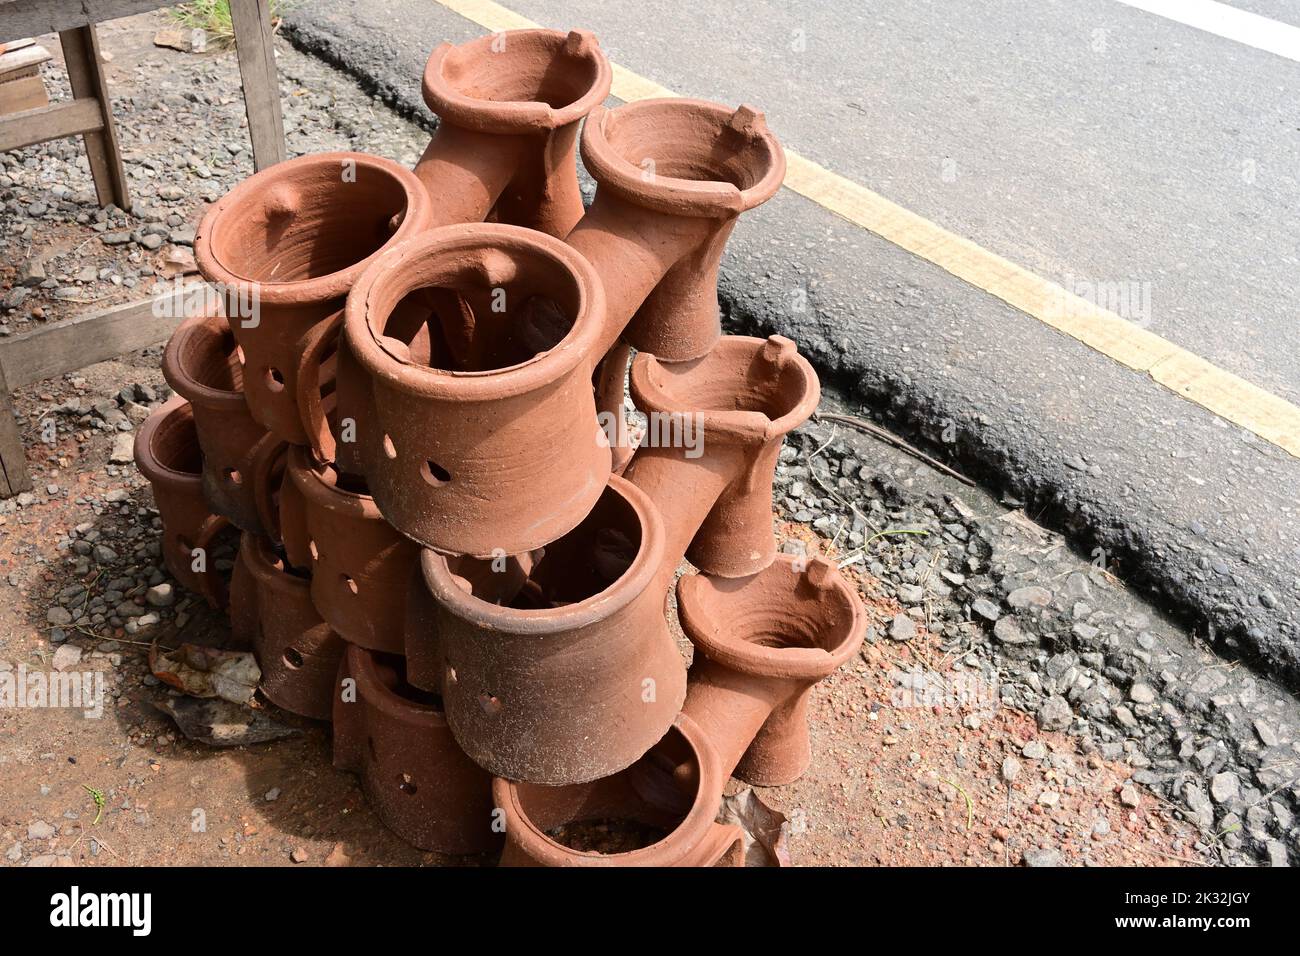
[0,351,1203,867]
[0,13,1207,867]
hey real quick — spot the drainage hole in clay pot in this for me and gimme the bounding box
[222,467,243,486]
[340,573,359,596]
[398,773,418,795]
[421,459,451,487]
[478,693,502,716]
[265,367,286,393]
[545,819,671,854]
[381,434,397,460]
[283,647,305,669]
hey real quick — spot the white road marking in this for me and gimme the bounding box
[1113,0,1300,63]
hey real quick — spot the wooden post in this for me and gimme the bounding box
[0,358,33,498]
[57,24,130,210]
[0,281,207,499]
[229,0,287,171]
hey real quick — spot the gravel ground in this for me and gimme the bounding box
[759,382,1300,867]
[0,11,1290,867]
[1,13,424,335]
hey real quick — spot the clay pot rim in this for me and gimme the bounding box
[421,29,612,133]
[489,713,723,866]
[344,223,607,402]
[344,644,448,728]
[629,335,821,443]
[194,152,432,306]
[286,445,382,521]
[420,474,664,633]
[581,98,785,217]
[161,314,251,412]
[134,395,203,488]
[241,531,309,597]
[676,555,866,680]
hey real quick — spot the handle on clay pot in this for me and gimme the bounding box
[295,310,345,466]
[594,340,636,476]
[694,822,747,867]
[277,460,312,572]
[248,432,289,545]
[192,513,232,610]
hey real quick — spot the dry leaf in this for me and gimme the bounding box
[150,642,260,705]
[717,788,792,866]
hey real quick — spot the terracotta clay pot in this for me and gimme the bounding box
[229,540,259,649]
[493,714,743,867]
[238,531,345,721]
[623,334,820,581]
[416,29,611,237]
[194,152,434,447]
[279,446,419,654]
[161,314,287,537]
[333,646,501,855]
[567,99,785,363]
[410,475,686,785]
[342,222,610,557]
[133,396,231,608]
[677,555,865,785]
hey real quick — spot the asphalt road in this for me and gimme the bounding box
[282,0,1300,685]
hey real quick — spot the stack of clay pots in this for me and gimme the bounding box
[135,27,866,866]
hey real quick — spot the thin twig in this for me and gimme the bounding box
[837,528,930,566]
[941,777,975,830]
[88,836,121,860]
[802,446,871,525]
[810,423,839,459]
[814,411,975,486]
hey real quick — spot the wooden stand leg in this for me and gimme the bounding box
[229,0,287,171]
[58,25,130,211]
[0,361,33,499]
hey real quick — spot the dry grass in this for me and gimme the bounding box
[166,0,292,49]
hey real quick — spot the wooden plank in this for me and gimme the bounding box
[58,24,129,209]
[0,356,33,497]
[228,0,286,170]
[0,281,207,390]
[0,1,169,41]
[0,41,50,75]
[0,96,98,149]
[0,73,46,112]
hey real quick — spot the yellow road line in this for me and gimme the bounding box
[432,0,1300,459]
